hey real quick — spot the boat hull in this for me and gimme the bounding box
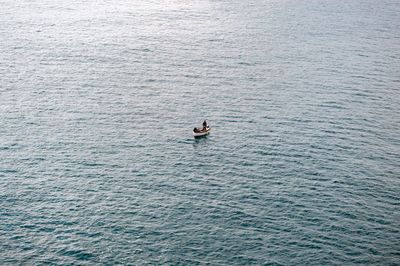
[193,127,211,137]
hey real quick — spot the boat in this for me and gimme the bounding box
[193,126,211,137]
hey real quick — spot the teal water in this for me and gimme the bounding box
[1,0,400,264]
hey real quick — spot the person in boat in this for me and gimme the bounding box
[193,127,199,133]
[202,120,207,131]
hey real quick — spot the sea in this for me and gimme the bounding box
[1,0,399,264]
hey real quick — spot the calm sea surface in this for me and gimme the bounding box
[1,0,399,264]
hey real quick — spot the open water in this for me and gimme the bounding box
[1,0,400,264]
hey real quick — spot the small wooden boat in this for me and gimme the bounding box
[193,126,211,137]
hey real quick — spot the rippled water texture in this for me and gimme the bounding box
[1,0,400,264]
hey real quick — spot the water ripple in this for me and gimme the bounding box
[1,0,400,264]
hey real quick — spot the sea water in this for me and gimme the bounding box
[1,0,399,264]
